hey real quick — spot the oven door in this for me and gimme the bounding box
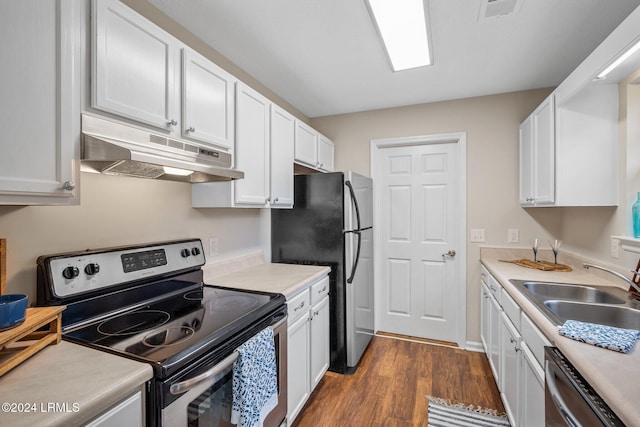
[161,316,287,427]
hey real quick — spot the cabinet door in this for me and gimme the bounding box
[92,0,178,131]
[480,283,491,354]
[287,313,310,425]
[294,121,317,167]
[519,115,534,205]
[0,0,81,205]
[310,295,330,389]
[532,95,555,204]
[520,343,545,427]
[182,49,235,150]
[85,390,143,427]
[317,135,335,172]
[500,312,521,426]
[270,105,295,208]
[489,293,501,384]
[234,83,270,206]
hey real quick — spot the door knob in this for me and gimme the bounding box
[442,249,456,258]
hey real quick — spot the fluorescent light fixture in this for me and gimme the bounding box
[366,0,432,71]
[595,39,640,80]
[163,166,193,176]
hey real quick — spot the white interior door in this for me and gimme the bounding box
[375,139,464,344]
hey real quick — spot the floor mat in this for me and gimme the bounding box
[427,396,510,427]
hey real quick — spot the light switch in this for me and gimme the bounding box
[470,228,485,243]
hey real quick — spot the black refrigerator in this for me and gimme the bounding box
[271,171,374,374]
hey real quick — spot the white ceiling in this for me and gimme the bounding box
[147,0,640,118]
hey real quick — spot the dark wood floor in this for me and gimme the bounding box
[292,335,503,427]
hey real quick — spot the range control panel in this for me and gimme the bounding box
[44,239,205,298]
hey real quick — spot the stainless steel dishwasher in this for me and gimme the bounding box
[545,347,624,426]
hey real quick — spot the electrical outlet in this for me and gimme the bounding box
[611,238,620,259]
[508,228,519,243]
[209,237,219,257]
[470,228,486,243]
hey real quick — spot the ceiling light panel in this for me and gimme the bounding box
[366,0,432,72]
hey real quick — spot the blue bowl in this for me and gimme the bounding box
[0,294,28,331]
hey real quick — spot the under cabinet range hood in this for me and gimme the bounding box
[80,115,244,183]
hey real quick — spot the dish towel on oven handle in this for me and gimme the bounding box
[559,319,640,353]
[231,326,278,427]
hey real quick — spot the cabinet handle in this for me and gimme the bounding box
[294,301,305,312]
[273,197,279,203]
[510,337,516,344]
[318,286,326,294]
[187,126,196,133]
[167,119,177,126]
[63,181,75,191]
[314,310,319,316]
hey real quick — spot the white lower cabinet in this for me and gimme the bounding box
[500,312,521,424]
[520,342,545,427]
[480,265,550,426]
[84,389,144,427]
[287,275,330,425]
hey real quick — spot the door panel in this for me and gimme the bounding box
[378,142,460,342]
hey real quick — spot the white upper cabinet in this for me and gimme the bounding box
[182,49,235,150]
[234,83,270,206]
[519,95,555,206]
[294,120,335,172]
[92,0,235,153]
[0,0,82,205]
[192,84,296,209]
[92,0,179,132]
[518,6,640,208]
[270,105,295,208]
[317,134,335,172]
[294,121,318,167]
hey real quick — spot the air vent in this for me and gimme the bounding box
[479,0,522,20]
[149,134,168,146]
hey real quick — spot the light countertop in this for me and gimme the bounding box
[0,341,152,427]
[206,262,331,299]
[480,247,640,426]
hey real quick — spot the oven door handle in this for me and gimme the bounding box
[545,362,580,427]
[169,351,239,396]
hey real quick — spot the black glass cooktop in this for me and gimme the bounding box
[64,284,285,377]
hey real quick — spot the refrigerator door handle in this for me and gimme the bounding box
[345,180,362,231]
[346,230,362,284]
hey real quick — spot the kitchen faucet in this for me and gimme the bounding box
[582,263,640,294]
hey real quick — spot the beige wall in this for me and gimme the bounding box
[0,172,269,303]
[310,88,574,344]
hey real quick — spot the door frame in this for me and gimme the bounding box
[370,132,467,347]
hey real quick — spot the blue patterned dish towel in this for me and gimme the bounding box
[231,327,278,427]
[559,320,640,353]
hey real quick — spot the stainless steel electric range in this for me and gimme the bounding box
[36,239,287,427]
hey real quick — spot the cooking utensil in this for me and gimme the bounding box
[0,294,28,331]
[0,238,6,295]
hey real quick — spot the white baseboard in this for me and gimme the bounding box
[465,341,485,352]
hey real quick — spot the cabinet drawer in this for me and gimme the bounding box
[501,289,521,329]
[480,265,489,286]
[288,290,310,323]
[521,312,551,368]
[487,274,502,305]
[310,276,329,305]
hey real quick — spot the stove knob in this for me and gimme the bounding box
[62,266,80,280]
[181,248,191,258]
[191,247,201,256]
[84,263,100,276]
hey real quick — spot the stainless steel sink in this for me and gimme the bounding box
[544,300,640,330]
[509,279,640,327]
[520,281,625,304]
